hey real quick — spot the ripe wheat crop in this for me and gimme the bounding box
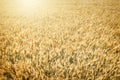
[0,0,120,80]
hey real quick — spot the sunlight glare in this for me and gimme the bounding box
[16,0,47,13]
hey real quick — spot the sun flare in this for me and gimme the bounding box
[20,0,38,8]
[15,0,47,13]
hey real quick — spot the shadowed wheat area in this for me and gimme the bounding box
[0,0,120,80]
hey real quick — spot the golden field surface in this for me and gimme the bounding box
[0,0,120,80]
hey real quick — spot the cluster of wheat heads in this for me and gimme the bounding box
[0,0,120,80]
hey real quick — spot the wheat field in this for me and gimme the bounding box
[0,0,120,80]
